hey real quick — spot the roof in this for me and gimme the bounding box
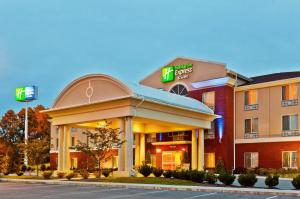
[245,72,300,85]
[126,80,214,115]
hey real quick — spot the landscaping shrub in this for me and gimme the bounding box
[46,166,51,171]
[94,171,101,178]
[4,171,10,175]
[233,167,247,174]
[238,173,257,187]
[40,164,46,172]
[138,163,152,177]
[43,171,53,179]
[179,170,191,180]
[173,170,180,179]
[205,172,217,184]
[102,169,111,178]
[163,170,173,178]
[57,172,66,178]
[292,175,300,189]
[265,175,279,188]
[80,170,89,179]
[218,171,236,185]
[66,172,76,180]
[189,170,205,183]
[21,165,27,172]
[152,167,164,177]
[16,172,24,176]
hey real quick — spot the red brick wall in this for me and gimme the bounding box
[188,85,235,170]
[236,141,300,169]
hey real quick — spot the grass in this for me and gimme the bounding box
[80,177,202,186]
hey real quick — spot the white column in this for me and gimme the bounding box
[198,128,204,171]
[135,134,140,166]
[124,117,133,171]
[62,126,71,171]
[140,133,145,164]
[191,129,198,170]
[57,126,64,171]
[117,118,125,171]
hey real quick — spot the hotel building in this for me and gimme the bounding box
[47,57,300,173]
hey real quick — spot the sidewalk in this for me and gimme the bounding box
[1,178,299,197]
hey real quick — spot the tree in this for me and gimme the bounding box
[18,137,50,176]
[0,139,11,175]
[74,122,125,179]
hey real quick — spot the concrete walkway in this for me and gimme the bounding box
[0,178,299,197]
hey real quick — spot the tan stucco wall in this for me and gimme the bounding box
[236,83,300,139]
[140,57,227,91]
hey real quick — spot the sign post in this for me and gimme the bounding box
[15,86,38,166]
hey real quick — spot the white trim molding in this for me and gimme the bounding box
[236,136,300,144]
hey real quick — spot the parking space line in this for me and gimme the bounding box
[98,190,168,199]
[183,193,217,199]
[42,187,128,198]
[265,196,278,199]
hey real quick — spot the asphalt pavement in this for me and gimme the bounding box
[0,182,298,199]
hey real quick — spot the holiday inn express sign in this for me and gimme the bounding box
[162,63,193,83]
[15,86,38,102]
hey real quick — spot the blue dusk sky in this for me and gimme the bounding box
[0,0,300,115]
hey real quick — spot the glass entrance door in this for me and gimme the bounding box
[162,151,182,170]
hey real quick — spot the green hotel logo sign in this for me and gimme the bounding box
[15,86,38,102]
[161,63,193,83]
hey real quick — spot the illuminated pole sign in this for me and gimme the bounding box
[15,86,38,166]
[162,63,193,83]
[16,86,38,101]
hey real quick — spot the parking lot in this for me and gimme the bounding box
[0,182,297,199]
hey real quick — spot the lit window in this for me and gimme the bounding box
[282,151,298,169]
[244,152,258,168]
[282,84,298,101]
[245,90,258,105]
[202,92,215,109]
[245,118,258,134]
[282,114,298,131]
[204,153,215,168]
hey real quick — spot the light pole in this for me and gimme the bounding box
[24,101,28,165]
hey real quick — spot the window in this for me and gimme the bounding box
[244,152,259,168]
[245,118,258,134]
[204,121,215,139]
[282,151,298,168]
[282,84,298,101]
[170,84,188,96]
[204,153,215,168]
[282,115,298,131]
[245,90,258,105]
[202,92,215,109]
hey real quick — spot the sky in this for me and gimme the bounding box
[0,0,300,115]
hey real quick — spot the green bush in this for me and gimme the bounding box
[189,170,205,183]
[94,171,101,178]
[102,169,111,178]
[80,170,89,179]
[178,170,191,180]
[292,175,300,189]
[218,171,236,185]
[238,173,257,187]
[205,172,217,184]
[66,172,76,180]
[265,175,279,188]
[152,167,164,177]
[57,172,66,178]
[40,164,46,171]
[43,171,53,179]
[138,163,152,177]
[163,170,173,178]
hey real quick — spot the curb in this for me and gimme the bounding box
[1,178,299,197]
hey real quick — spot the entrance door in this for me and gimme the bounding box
[162,151,182,170]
